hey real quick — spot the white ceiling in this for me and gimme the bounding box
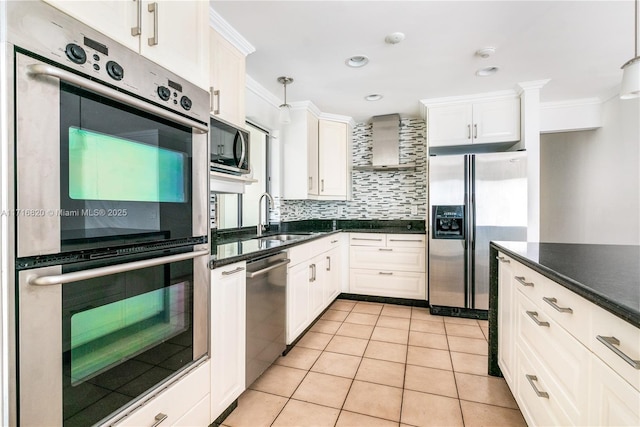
[211,1,634,123]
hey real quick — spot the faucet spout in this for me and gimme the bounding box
[257,192,275,237]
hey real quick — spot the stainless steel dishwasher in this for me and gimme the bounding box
[245,251,290,387]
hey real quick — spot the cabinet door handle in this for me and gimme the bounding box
[542,297,573,313]
[515,276,534,287]
[131,0,142,36]
[221,266,245,276]
[467,124,471,139]
[525,375,549,398]
[389,239,422,243]
[151,413,168,427]
[309,264,314,282]
[326,256,331,271]
[378,272,393,276]
[147,2,159,46]
[526,311,550,327]
[352,238,383,241]
[321,179,325,192]
[596,335,640,369]
[210,87,220,115]
[496,256,510,263]
[378,248,393,252]
[473,123,478,139]
[331,240,339,244]
[308,176,312,191]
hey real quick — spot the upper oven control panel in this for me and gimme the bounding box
[6,1,208,126]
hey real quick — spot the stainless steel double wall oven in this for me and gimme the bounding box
[4,2,210,425]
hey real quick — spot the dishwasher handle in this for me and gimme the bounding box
[246,258,290,278]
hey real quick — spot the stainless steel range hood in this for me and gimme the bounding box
[353,114,416,171]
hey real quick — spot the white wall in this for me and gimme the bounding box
[540,96,640,245]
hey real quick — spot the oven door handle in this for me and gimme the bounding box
[28,249,209,286]
[26,63,208,133]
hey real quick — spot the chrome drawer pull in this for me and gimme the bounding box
[378,248,393,252]
[496,256,510,263]
[151,413,168,427]
[379,272,393,276]
[331,240,339,244]
[222,266,245,276]
[525,375,549,398]
[596,335,640,369]
[515,276,534,287]
[543,297,573,313]
[389,239,422,242]
[526,311,550,327]
[352,237,383,241]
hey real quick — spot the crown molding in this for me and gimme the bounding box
[420,89,519,108]
[517,79,551,94]
[540,97,602,110]
[289,101,322,117]
[209,7,256,56]
[318,112,356,127]
[246,75,281,109]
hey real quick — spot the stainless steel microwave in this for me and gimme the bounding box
[210,116,250,175]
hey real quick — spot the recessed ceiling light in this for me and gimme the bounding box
[475,47,496,58]
[385,32,405,45]
[476,66,500,77]
[365,94,383,101]
[346,55,369,68]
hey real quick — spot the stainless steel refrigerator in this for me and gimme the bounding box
[428,151,527,316]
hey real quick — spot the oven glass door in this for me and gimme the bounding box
[18,252,206,426]
[59,83,193,252]
[61,257,194,426]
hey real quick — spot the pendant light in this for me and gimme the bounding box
[277,76,294,124]
[621,0,640,99]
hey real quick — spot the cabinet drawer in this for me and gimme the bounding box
[516,292,590,423]
[309,234,342,255]
[350,246,425,272]
[539,278,592,344]
[386,234,425,248]
[512,262,548,304]
[287,243,311,267]
[174,394,210,427]
[349,233,386,246]
[590,305,640,391]
[349,269,425,300]
[516,344,573,427]
[588,355,640,426]
[116,360,210,427]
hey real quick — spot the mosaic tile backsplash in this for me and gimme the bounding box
[275,118,427,222]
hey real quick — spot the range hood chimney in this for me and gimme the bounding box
[354,114,415,171]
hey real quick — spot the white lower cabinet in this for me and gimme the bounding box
[589,355,640,426]
[498,252,640,427]
[348,233,426,300]
[210,261,246,422]
[173,394,211,427]
[286,235,344,344]
[496,254,516,385]
[115,360,210,427]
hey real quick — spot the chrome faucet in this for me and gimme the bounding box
[257,192,275,237]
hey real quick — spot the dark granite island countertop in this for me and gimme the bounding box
[488,241,640,376]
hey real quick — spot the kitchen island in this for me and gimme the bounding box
[488,241,640,426]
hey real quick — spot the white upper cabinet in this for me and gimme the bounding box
[283,106,352,201]
[209,29,246,128]
[427,96,520,148]
[44,0,210,89]
[317,119,349,199]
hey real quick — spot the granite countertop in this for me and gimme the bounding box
[491,241,640,328]
[210,219,426,268]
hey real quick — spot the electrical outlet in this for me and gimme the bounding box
[410,206,418,216]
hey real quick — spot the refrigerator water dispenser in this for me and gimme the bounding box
[432,205,465,239]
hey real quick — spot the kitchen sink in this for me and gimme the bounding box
[259,233,312,242]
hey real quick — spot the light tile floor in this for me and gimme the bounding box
[222,300,526,427]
